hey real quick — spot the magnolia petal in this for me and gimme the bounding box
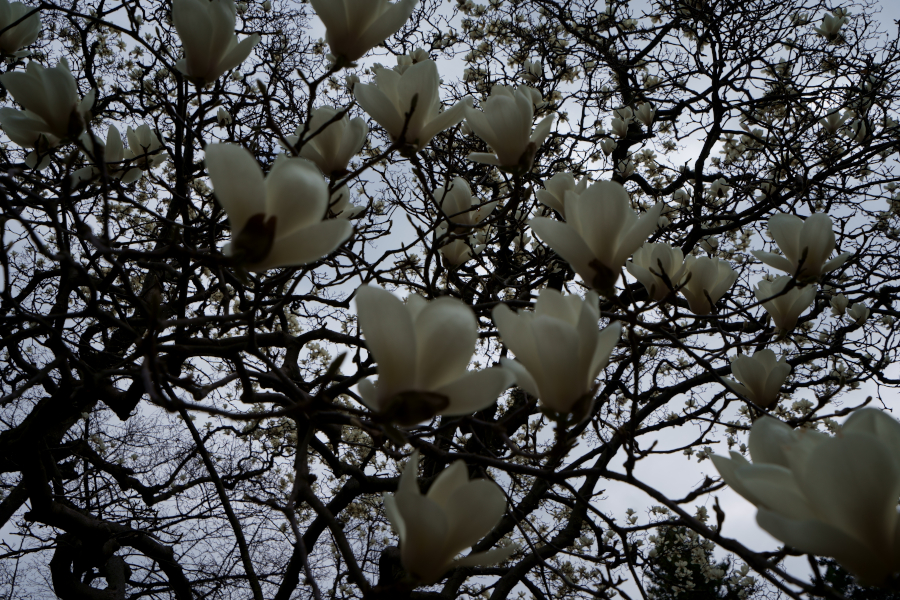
[756,509,890,585]
[355,83,404,140]
[353,0,418,62]
[414,297,477,391]
[416,99,469,149]
[467,152,502,166]
[251,219,352,271]
[499,357,540,398]
[823,251,851,273]
[355,285,418,404]
[710,452,760,505]
[736,464,816,520]
[433,367,514,416]
[216,33,261,78]
[529,217,597,285]
[265,156,329,237]
[205,144,266,235]
[455,543,518,568]
[750,250,795,275]
[426,460,469,508]
[442,479,506,557]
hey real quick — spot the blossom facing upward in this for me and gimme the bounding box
[492,288,621,417]
[465,85,555,174]
[354,59,469,152]
[205,144,352,271]
[626,242,687,302]
[284,106,368,177]
[125,124,168,170]
[723,349,791,408]
[310,0,418,63]
[751,213,850,282]
[172,0,260,85]
[754,275,816,331]
[72,126,143,185]
[433,178,496,266]
[383,451,515,584]
[711,409,900,585]
[679,256,737,315]
[0,60,95,168]
[529,181,664,296]
[0,0,40,57]
[814,11,849,42]
[354,285,514,426]
[536,172,589,218]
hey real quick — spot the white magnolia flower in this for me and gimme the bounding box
[0,60,95,169]
[751,213,851,282]
[125,124,167,170]
[172,0,260,85]
[217,107,232,125]
[465,85,555,174]
[492,288,621,416]
[814,11,849,41]
[530,182,663,295]
[830,293,849,315]
[520,59,542,83]
[635,102,656,127]
[709,178,730,198]
[723,349,791,408]
[284,106,368,177]
[600,138,617,156]
[354,285,513,425]
[711,409,900,585]
[433,178,494,266]
[0,0,40,56]
[820,110,853,135]
[384,451,515,584]
[680,256,737,314]
[355,59,468,152]
[310,0,417,63]
[72,125,145,185]
[611,106,634,138]
[626,243,687,302]
[328,185,363,219]
[848,303,870,325]
[205,144,352,271]
[754,275,816,331]
[536,173,589,218]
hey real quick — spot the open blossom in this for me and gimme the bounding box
[283,106,368,177]
[384,451,515,584]
[531,182,663,295]
[172,0,260,85]
[72,126,144,185]
[820,110,853,135]
[433,178,495,266]
[354,59,468,152]
[679,256,737,314]
[610,106,633,138]
[723,349,791,408]
[492,289,621,417]
[754,275,816,331]
[848,302,869,325]
[354,285,513,426]
[536,172,589,218]
[125,124,168,170]
[0,60,95,169]
[465,85,555,174]
[814,10,849,41]
[830,293,849,315]
[751,213,850,282]
[626,243,687,302]
[635,102,656,127]
[205,144,352,271]
[712,409,900,585]
[310,0,417,63]
[0,0,40,56]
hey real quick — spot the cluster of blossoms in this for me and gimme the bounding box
[1,0,898,593]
